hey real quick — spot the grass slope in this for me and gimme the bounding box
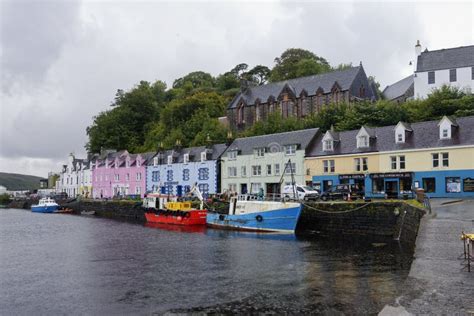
[0,172,45,191]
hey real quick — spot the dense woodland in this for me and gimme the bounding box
[86,48,474,154]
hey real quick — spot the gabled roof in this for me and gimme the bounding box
[396,121,412,131]
[147,144,228,165]
[228,67,365,109]
[416,45,474,72]
[308,116,474,157]
[227,128,319,155]
[382,75,414,100]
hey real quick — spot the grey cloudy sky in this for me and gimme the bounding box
[0,0,473,177]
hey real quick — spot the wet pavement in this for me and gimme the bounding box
[380,199,474,315]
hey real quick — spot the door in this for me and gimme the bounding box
[266,183,281,196]
[385,181,398,198]
[240,183,248,194]
[322,180,333,193]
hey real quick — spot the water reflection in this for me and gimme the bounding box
[0,209,413,315]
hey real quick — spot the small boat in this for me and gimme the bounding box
[31,197,59,213]
[143,189,207,226]
[206,194,302,234]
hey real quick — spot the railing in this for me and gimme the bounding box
[236,193,297,202]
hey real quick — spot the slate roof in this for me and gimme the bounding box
[226,128,319,155]
[382,75,414,100]
[147,144,228,165]
[228,67,367,109]
[307,116,474,157]
[416,45,474,72]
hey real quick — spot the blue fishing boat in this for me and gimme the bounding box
[206,195,302,234]
[31,198,59,213]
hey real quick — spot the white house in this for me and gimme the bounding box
[413,41,474,99]
[57,154,92,198]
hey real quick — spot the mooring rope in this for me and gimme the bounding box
[301,201,371,214]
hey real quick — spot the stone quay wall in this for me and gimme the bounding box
[298,201,425,244]
[63,199,146,223]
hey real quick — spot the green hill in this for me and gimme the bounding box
[0,172,45,191]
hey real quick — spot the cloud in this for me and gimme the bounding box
[0,0,472,177]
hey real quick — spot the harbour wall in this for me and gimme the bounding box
[58,200,425,243]
[299,201,425,244]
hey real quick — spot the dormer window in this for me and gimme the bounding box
[126,160,130,168]
[397,133,403,143]
[201,152,207,162]
[183,153,189,164]
[153,157,158,166]
[137,160,141,167]
[255,148,265,157]
[357,136,369,148]
[228,151,237,160]
[167,155,173,165]
[323,140,333,151]
[442,129,449,139]
[438,116,456,140]
[285,145,297,155]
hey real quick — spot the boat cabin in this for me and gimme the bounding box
[142,194,193,211]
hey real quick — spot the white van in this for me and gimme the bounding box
[282,184,319,201]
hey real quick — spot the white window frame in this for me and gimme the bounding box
[255,148,265,158]
[252,165,262,176]
[201,152,207,162]
[228,151,237,160]
[153,157,158,166]
[285,145,297,155]
[266,164,272,175]
[274,164,280,175]
[323,160,335,173]
[136,173,142,181]
[228,167,237,177]
[241,166,246,177]
[183,153,189,164]
[323,140,333,151]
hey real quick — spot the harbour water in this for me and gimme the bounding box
[0,209,413,314]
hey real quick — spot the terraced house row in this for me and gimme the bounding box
[56,115,474,199]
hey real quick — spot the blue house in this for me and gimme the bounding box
[146,144,228,197]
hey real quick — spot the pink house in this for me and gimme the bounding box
[91,150,153,199]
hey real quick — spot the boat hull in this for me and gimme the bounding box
[206,205,302,234]
[145,209,207,226]
[31,205,59,213]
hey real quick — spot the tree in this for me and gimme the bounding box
[172,71,215,90]
[333,63,353,71]
[245,65,271,85]
[270,48,331,82]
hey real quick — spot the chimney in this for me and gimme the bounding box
[240,79,249,93]
[415,40,422,56]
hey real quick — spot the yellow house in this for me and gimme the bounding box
[305,116,474,198]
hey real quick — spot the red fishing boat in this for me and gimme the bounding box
[143,191,207,226]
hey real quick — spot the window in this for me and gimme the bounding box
[358,136,369,148]
[285,145,297,155]
[442,152,449,167]
[201,152,207,162]
[126,160,130,168]
[354,158,368,171]
[397,133,403,143]
[428,71,435,84]
[399,156,406,169]
[126,173,130,181]
[274,164,280,175]
[135,186,141,195]
[136,173,142,181]
[446,177,461,193]
[472,66,474,80]
[323,140,333,151]
[241,166,246,177]
[432,153,439,168]
[153,157,158,166]
[228,167,237,177]
[228,151,237,160]
[182,169,190,181]
[183,154,189,164]
[390,156,397,170]
[442,129,449,139]
[449,69,457,82]
[167,156,172,165]
[198,168,209,180]
[372,178,384,193]
[422,178,436,193]
[137,160,141,167]
[114,174,119,181]
[266,164,272,175]
[252,165,262,176]
[228,184,237,192]
[151,171,159,182]
[323,160,335,173]
[198,184,209,195]
[284,162,296,174]
[167,170,174,181]
[251,182,262,194]
[255,148,265,157]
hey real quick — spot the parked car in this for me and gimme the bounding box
[320,184,364,201]
[282,184,319,201]
[51,192,68,200]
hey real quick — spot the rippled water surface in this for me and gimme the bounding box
[0,209,413,315]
